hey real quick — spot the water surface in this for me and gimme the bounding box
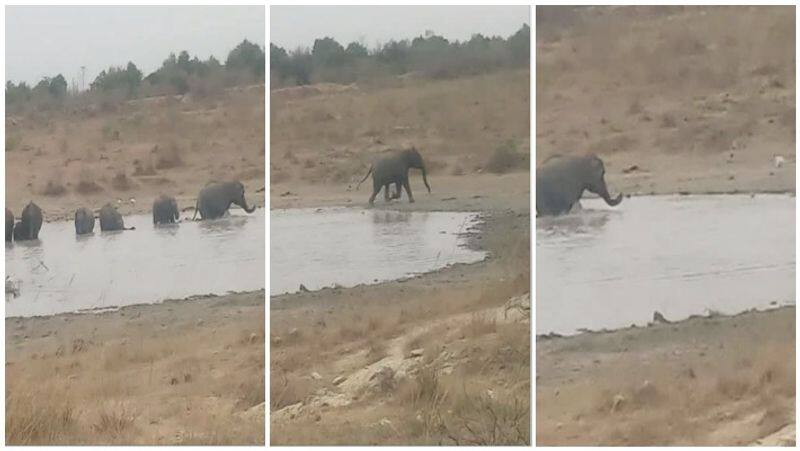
[537,195,795,335]
[270,208,486,295]
[6,210,264,317]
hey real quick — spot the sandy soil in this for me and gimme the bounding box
[270,70,531,445]
[536,6,795,446]
[6,85,265,222]
[537,307,795,446]
[537,6,795,196]
[5,291,265,445]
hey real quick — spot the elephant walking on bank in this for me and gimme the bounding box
[192,181,256,220]
[13,201,43,241]
[536,154,623,217]
[74,207,95,235]
[6,208,13,242]
[356,147,431,205]
[153,194,180,225]
[99,203,135,231]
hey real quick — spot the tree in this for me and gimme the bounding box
[48,74,68,99]
[226,39,265,79]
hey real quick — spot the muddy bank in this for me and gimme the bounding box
[537,306,795,446]
[6,290,265,445]
[270,207,531,445]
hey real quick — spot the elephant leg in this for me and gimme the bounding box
[403,178,414,203]
[391,182,402,200]
[384,184,391,202]
[368,187,379,205]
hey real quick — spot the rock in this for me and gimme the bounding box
[409,348,424,358]
[311,372,322,380]
[299,284,310,292]
[248,333,258,344]
[288,328,300,339]
[332,375,347,386]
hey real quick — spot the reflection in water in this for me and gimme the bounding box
[537,195,795,335]
[6,210,265,317]
[271,207,485,295]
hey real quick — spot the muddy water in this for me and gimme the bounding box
[270,208,486,296]
[537,195,795,335]
[6,210,265,317]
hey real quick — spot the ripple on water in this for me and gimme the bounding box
[536,195,795,335]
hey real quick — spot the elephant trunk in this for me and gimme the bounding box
[421,165,431,193]
[240,197,256,213]
[596,183,623,206]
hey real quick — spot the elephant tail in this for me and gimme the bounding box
[356,165,373,191]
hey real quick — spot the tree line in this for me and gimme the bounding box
[270,24,529,87]
[6,39,265,112]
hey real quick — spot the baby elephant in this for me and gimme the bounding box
[13,201,43,241]
[99,203,135,231]
[153,194,180,225]
[74,207,95,235]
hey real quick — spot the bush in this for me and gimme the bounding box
[486,140,529,174]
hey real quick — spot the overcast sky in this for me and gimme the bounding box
[271,6,530,50]
[6,6,265,86]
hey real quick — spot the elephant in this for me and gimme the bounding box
[99,203,135,231]
[153,194,180,225]
[356,147,431,205]
[74,207,95,235]
[192,181,256,220]
[5,208,13,242]
[12,201,43,241]
[536,154,623,217]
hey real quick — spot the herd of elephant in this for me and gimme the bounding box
[5,180,256,242]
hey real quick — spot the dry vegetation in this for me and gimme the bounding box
[270,69,529,193]
[537,6,795,195]
[271,212,530,445]
[6,84,265,220]
[537,307,795,446]
[6,291,265,445]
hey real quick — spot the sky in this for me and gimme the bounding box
[6,6,265,86]
[270,6,530,50]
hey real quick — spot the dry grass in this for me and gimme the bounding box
[6,85,265,221]
[6,291,265,445]
[270,69,529,186]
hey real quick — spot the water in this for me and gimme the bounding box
[537,195,795,335]
[5,210,265,317]
[270,207,486,296]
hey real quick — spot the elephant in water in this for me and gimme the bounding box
[356,147,431,205]
[192,181,256,220]
[536,154,623,217]
[153,194,179,225]
[13,201,43,241]
[99,203,135,231]
[74,207,95,235]
[5,208,13,242]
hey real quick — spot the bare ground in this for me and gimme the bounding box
[537,307,795,446]
[5,291,265,445]
[6,85,266,222]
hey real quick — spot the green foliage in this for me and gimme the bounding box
[90,62,142,97]
[6,39,265,111]
[270,24,530,87]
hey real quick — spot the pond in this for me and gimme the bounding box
[270,207,486,296]
[6,210,265,317]
[536,194,795,335]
